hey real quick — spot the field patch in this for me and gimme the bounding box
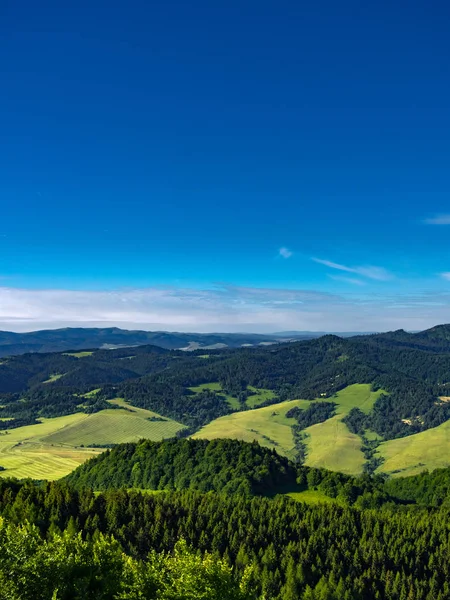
[303,416,365,474]
[245,386,277,408]
[44,400,185,447]
[0,400,185,480]
[286,489,339,504]
[0,413,101,480]
[63,351,93,358]
[188,382,241,409]
[302,385,384,475]
[42,373,64,384]
[376,419,450,477]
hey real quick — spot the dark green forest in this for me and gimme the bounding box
[1,474,450,599]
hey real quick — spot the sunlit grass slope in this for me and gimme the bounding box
[376,419,450,477]
[195,384,383,473]
[302,384,384,474]
[0,413,101,480]
[44,399,185,446]
[0,399,185,480]
[193,399,311,459]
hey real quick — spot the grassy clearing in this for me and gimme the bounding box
[42,373,64,384]
[80,389,101,398]
[188,382,277,410]
[303,416,365,474]
[246,386,277,408]
[193,399,311,459]
[0,414,101,480]
[286,490,339,504]
[188,382,241,409]
[376,419,450,477]
[63,351,93,358]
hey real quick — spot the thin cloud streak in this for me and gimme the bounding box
[312,258,393,281]
[328,275,366,286]
[424,214,450,225]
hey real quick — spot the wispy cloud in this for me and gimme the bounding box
[312,258,393,281]
[328,275,366,286]
[424,214,450,225]
[441,272,450,281]
[279,247,293,259]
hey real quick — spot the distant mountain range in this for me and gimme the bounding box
[0,327,321,358]
[0,325,441,358]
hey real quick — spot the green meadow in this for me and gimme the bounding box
[0,399,185,480]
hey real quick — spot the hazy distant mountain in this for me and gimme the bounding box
[0,327,319,358]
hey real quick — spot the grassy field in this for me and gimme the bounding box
[193,399,311,459]
[376,419,450,477]
[246,386,277,408]
[0,399,185,480]
[44,399,185,447]
[302,384,384,474]
[0,413,101,480]
[303,416,365,474]
[194,384,383,474]
[63,351,93,358]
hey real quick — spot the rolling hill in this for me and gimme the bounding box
[3,324,450,479]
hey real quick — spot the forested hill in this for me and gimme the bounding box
[64,437,395,507]
[3,325,450,441]
[65,438,297,494]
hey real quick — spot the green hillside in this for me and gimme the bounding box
[195,384,383,474]
[0,400,184,480]
[193,398,311,459]
[377,419,450,477]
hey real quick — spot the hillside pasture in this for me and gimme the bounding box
[195,384,384,474]
[0,400,185,480]
[0,413,101,480]
[44,400,185,447]
[193,399,311,459]
[377,419,450,477]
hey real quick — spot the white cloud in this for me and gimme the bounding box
[312,258,393,281]
[279,247,293,259]
[441,273,450,280]
[424,214,450,225]
[0,284,450,333]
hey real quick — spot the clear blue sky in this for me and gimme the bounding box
[1,1,450,332]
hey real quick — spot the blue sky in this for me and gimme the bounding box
[1,0,450,332]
